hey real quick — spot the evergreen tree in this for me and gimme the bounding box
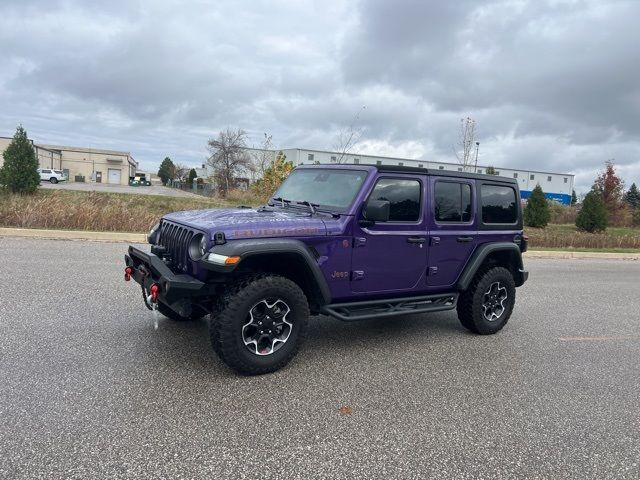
[576,189,607,232]
[593,160,624,224]
[0,125,40,194]
[523,184,551,228]
[158,157,174,185]
[188,168,197,184]
[624,183,640,210]
[485,165,497,175]
[571,189,578,206]
[251,151,294,199]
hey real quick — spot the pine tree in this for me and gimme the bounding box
[188,168,197,184]
[0,125,40,194]
[624,183,640,210]
[157,157,174,185]
[485,166,497,175]
[524,184,551,228]
[576,190,607,232]
[571,189,578,206]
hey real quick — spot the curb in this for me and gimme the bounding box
[0,227,146,243]
[1,228,638,259]
[525,250,640,260]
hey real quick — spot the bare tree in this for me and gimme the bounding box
[250,132,275,180]
[207,127,251,197]
[333,105,366,163]
[454,117,477,171]
[168,162,189,184]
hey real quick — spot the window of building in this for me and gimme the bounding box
[513,173,518,179]
[481,185,517,224]
[547,176,552,182]
[354,158,360,164]
[564,177,568,183]
[418,164,424,168]
[376,160,382,165]
[435,182,472,223]
[495,171,500,175]
[439,166,445,170]
[530,174,535,180]
[368,178,421,222]
[308,153,314,161]
[458,168,463,172]
[398,162,404,166]
[477,169,483,174]
[330,156,337,162]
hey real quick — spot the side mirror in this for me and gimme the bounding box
[360,199,390,226]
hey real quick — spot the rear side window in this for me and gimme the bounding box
[434,182,472,222]
[42,169,51,173]
[481,185,517,224]
[369,178,421,222]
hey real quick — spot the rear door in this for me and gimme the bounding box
[427,177,477,288]
[350,175,428,294]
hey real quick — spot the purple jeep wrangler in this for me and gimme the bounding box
[125,164,528,374]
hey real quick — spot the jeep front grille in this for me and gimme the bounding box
[157,221,196,271]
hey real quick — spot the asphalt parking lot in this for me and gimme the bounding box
[40,181,200,198]
[1,237,639,479]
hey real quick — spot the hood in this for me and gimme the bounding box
[163,207,327,240]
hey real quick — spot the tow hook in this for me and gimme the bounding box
[147,283,161,330]
[124,266,133,281]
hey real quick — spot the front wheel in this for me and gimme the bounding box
[211,275,309,375]
[49,177,58,184]
[457,266,516,334]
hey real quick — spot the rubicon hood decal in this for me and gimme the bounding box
[163,208,327,240]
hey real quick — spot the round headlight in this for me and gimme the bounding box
[189,233,208,260]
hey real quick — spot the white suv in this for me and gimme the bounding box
[38,169,67,184]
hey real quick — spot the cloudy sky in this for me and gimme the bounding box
[1,0,639,192]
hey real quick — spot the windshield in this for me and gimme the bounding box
[272,168,368,213]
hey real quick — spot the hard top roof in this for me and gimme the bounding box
[296,163,518,184]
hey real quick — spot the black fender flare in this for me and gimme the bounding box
[203,238,332,305]
[456,242,527,290]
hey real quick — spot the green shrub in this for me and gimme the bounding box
[576,190,608,232]
[0,125,40,194]
[524,185,551,228]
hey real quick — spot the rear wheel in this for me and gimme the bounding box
[49,177,58,184]
[457,266,516,334]
[211,275,309,375]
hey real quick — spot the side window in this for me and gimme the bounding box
[434,182,472,223]
[42,169,51,174]
[369,178,421,222]
[481,185,517,224]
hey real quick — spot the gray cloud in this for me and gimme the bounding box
[0,0,638,192]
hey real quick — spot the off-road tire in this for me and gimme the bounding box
[210,274,309,375]
[457,266,516,335]
[157,301,206,322]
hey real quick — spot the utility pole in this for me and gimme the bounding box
[474,142,480,173]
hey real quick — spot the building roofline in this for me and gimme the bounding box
[36,143,132,157]
[281,147,575,178]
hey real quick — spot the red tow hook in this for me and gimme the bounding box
[124,267,133,281]
[150,283,160,303]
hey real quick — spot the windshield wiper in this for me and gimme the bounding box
[296,200,319,215]
[271,197,292,208]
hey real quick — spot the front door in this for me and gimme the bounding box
[427,177,477,288]
[351,175,428,294]
[96,171,102,183]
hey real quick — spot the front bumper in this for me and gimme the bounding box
[124,246,210,304]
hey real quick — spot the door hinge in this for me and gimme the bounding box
[428,266,438,276]
[430,236,440,246]
[352,270,365,281]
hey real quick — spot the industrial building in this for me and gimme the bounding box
[0,136,138,185]
[275,148,575,205]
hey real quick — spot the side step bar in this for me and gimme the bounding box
[321,293,458,322]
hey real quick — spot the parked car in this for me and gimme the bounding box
[129,174,151,186]
[38,169,67,184]
[124,164,529,375]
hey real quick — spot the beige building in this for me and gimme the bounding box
[0,136,138,185]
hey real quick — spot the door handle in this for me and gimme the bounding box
[456,236,474,243]
[407,237,426,244]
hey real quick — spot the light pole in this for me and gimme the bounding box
[474,141,480,173]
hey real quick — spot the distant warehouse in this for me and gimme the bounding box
[0,136,138,186]
[270,148,575,205]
